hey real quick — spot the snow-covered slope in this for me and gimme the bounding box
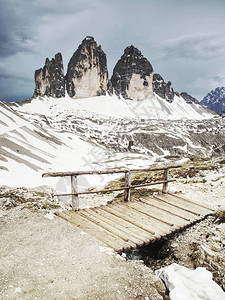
[0,101,111,188]
[0,99,155,188]
[13,94,214,121]
[1,94,224,189]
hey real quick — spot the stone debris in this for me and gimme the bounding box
[0,185,59,211]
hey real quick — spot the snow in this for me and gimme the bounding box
[0,93,215,189]
[156,263,225,300]
[15,94,213,121]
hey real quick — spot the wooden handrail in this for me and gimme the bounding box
[42,164,182,211]
[42,164,182,177]
[55,179,176,197]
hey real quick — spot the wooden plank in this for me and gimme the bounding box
[129,200,189,228]
[60,211,132,252]
[139,196,199,222]
[105,203,170,236]
[78,210,139,248]
[94,207,153,243]
[113,202,173,234]
[168,192,215,212]
[160,194,213,215]
[153,194,202,216]
[42,164,182,177]
[57,211,122,251]
[100,205,158,237]
[127,201,175,226]
[83,209,145,246]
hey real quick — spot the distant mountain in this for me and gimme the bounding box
[201,87,225,114]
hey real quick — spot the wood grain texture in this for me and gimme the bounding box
[57,193,215,253]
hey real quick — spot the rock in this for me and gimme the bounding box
[44,212,55,220]
[34,53,65,98]
[4,198,17,208]
[111,45,154,100]
[153,74,174,102]
[180,92,199,104]
[65,36,110,98]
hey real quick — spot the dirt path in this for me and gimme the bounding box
[0,207,165,300]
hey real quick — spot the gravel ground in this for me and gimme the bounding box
[0,206,165,300]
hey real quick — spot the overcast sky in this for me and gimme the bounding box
[1,0,225,102]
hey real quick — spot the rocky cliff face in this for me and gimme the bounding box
[111,46,154,100]
[201,87,225,114]
[34,53,65,98]
[180,92,199,104]
[65,36,110,99]
[152,74,174,102]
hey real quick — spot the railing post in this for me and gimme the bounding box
[124,171,131,201]
[162,168,169,193]
[71,175,79,211]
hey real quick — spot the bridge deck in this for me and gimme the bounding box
[57,192,215,253]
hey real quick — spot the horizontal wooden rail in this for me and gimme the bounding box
[42,164,182,178]
[55,179,176,197]
[42,164,182,211]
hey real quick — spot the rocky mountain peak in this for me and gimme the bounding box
[111,46,154,100]
[124,45,142,57]
[65,36,110,98]
[153,73,174,102]
[34,53,65,98]
[201,87,225,114]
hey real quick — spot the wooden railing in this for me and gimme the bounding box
[42,164,182,211]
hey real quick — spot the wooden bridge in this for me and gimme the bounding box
[43,165,215,253]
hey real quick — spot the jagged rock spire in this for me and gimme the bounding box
[34,53,65,98]
[111,45,154,100]
[65,36,110,98]
[153,73,174,102]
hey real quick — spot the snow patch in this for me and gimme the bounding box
[156,263,225,300]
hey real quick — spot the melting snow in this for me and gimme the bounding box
[156,263,225,300]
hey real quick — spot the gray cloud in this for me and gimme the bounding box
[210,75,225,84]
[0,0,225,101]
[0,0,93,58]
[162,33,225,60]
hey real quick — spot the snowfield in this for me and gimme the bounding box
[13,93,214,120]
[0,93,223,189]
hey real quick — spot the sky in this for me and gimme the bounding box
[0,0,225,102]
